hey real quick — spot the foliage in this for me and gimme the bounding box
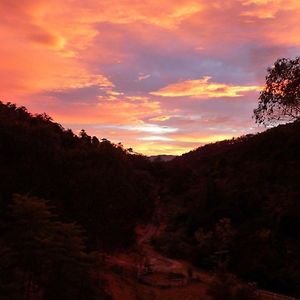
[207,273,259,300]
[0,194,106,300]
[194,218,236,268]
[156,121,300,297]
[254,57,300,124]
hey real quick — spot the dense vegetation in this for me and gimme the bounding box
[154,120,300,297]
[0,100,299,298]
[0,194,107,300]
[0,101,155,299]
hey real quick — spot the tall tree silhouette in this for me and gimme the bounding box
[254,57,300,124]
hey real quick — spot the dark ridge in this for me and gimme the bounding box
[154,120,300,297]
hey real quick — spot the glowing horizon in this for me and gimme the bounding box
[1,0,300,155]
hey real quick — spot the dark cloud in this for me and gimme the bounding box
[42,86,105,104]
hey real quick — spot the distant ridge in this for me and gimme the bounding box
[148,154,177,162]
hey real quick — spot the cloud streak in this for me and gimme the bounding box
[151,76,261,98]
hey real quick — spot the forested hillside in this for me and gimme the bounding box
[0,102,155,249]
[0,102,155,299]
[0,101,299,299]
[154,120,300,297]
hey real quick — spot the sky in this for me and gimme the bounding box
[1,0,300,155]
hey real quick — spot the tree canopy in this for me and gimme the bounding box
[254,57,300,125]
[0,194,104,300]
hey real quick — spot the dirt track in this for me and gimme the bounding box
[101,219,299,300]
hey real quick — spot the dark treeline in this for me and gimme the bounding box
[0,102,155,250]
[0,101,156,299]
[154,121,300,297]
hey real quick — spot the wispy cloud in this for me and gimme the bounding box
[151,76,261,98]
[117,124,178,134]
[139,136,174,141]
[138,73,151,81]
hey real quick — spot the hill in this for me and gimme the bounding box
[0,101,156,299]
[0,101,299,299]
[153,120,300,297]
[0,102,155,250]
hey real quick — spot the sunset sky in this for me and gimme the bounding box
[1,0,300,155]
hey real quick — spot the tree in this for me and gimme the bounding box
[194,218,236,269]
[254,57,300,125]
[0,239,21,300]
[3,194,103,300]
[207,273,259,300]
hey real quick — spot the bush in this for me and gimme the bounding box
[207,273,259,300]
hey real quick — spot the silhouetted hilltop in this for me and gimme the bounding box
[0,101,158,298]
[0,102,155,251]
[154,120,300,297]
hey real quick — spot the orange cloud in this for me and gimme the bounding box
[241,0,300,19]
[123,124,177,134]
[132,133,237,155]
[241,0,281,18]
[45,98,161,126]
[78,0,204,29]
[0,18,112,99]
[151,76,260,98]
[149,115,172,122]
[173,134,236,144]
[133,143,189,156]
[139,136,174,141]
